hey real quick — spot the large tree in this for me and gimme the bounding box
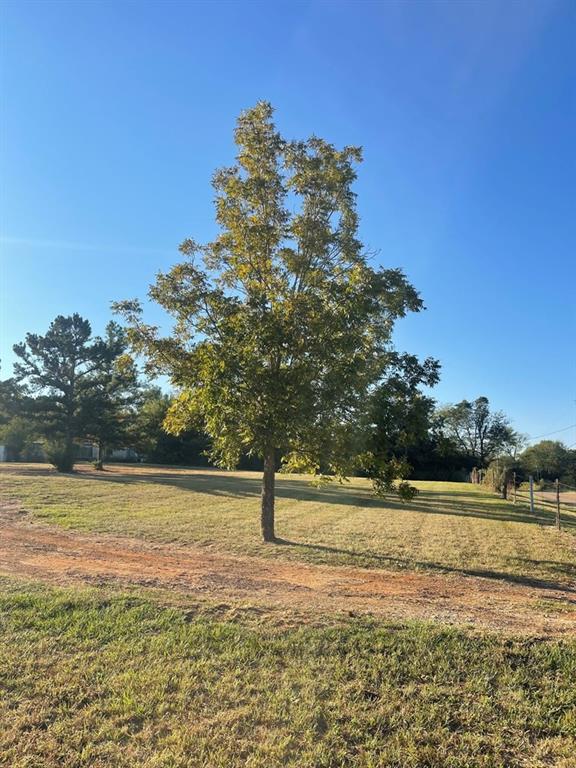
[13,314,109,471]
[437,396,522,468]
[116,102,425,541]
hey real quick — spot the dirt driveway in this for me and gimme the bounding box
[1,499,575,636]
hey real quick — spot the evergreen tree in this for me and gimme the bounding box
[13,314,108,471]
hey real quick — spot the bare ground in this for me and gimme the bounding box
[1,498,575,636]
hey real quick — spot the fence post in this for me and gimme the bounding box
[513,471,516,504]
[555,478,561,531]
[529,475,535,515]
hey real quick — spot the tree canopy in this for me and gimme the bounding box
[436,396,523,468]
[362,353,440,498]
[520,440,575,483]
[116,101,426,540]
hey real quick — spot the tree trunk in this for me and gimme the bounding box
[96,441,105,470]
[63,431,75,473]
[501,468,511,499]
[261,448,276,542]
[62,392,76,472]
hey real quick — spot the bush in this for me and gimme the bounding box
[360,454,419,501]
[483,459,518,499]
[45,441,75,473]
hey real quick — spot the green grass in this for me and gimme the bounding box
[1,577,575,768]
[2,463,575,587]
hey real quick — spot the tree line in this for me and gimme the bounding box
[2,311,572,517]
[1,311,540,474]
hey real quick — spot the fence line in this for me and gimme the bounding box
[507,475,576,532]
[514,489,575,510]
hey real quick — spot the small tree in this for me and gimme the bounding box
[0,376,37,460]
[0,416,36,461]
[484,458,517,499]
[116,102,425,541]
[13,314,108,471]
[0,376,27,424]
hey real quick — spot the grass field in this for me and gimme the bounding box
[1,579,575,768]
[1,463,575,586]
[1,463,575,766]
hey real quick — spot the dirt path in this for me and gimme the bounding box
[1,500,575,636]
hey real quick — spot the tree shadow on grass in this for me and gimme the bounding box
[273,538,576,594]
[58,466,576,531]
[10,464,576,593]
[421,489,497,499]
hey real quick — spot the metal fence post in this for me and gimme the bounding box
[529,475,535,515]
[555,478,561,531]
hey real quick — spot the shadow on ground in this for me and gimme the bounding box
[273,538,576,594]
[5,464,576,592]
[46,465,576,531]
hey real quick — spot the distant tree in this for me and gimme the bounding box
[115,102,425,541]
[13,314,108,471]
[0,374,38,460]
[520,440,574,483]
[362,353,440,498]
[132,387,211,466]
[81,323,143,467]
[437,397,521,468]
[0,416,36,461]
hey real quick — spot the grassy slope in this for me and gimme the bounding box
[1,578,575,768]
[1,464,575,586]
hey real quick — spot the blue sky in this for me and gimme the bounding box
[1,0,575,445]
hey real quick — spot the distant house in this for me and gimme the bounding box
[0,440,140,463]
[106,447,140,461]
[72,442,141,462]
[75,441,100,461]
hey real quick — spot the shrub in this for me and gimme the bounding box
[483,459,517,499]
[45,441,75,473]
[360,454,419,501]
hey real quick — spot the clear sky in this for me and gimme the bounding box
[1,0,575,445]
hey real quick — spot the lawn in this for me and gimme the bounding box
[1,578,575,768]
[2,464,576,766]
[1,463,575,587]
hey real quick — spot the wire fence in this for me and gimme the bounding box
[508,475,576,531]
